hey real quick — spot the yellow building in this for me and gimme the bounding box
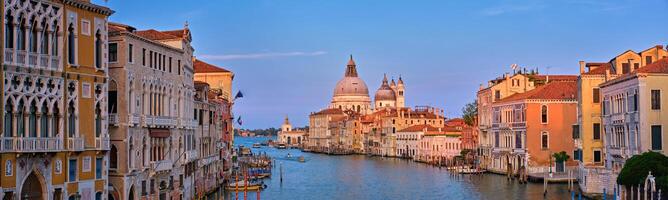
[1,0,113,199]
[193,59,234,102]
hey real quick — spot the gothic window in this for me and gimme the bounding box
[17,15,25,50]
[51,23,59,56]
[67,23,75,64]
[5,13,13,48]
[68,101,75,137]
[541,105,548,124]
[541,132,549,149]
[53,103,60,136]
[110,145,118,169]
[29,19,38,53]
[41,102,49,137]
[29,101,37,137]
[17,100,25,137]
[4,101,13,137]
[95,30,102,68]
[41,21,48,54]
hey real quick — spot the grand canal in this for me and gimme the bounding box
[228,137,573,200]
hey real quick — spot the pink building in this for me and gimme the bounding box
[416,126,462,164]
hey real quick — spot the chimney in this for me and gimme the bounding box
[605,69,611,81]
[579,61,585,74]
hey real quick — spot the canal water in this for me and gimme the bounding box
[228,136,573,200]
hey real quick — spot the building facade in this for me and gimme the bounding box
[277,116,306,147]
[1,0,113,199]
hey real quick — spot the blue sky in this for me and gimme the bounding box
[96,0,668,129]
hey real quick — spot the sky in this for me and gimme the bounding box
[95,0,668,129]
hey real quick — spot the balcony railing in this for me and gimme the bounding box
[28,53,38,67]
[129,114,141,125]
[154,116,177,127]
[95,136,110,150]
[4,48,14,63]
[4,48,61,71]
[16,50,26,65]
[0,137,64,153]
[184,150,199,163]
[198,154,219,167]
[66,137,84,151]
[50,56,60,70]
[151,160,172,172]
[108,114,119,125]
[39,54,49,68]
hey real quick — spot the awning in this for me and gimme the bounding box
[149,128,170,138]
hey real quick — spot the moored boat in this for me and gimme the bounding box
[225,180,266,191]
[252,143,261,148]
[277,143,287,149]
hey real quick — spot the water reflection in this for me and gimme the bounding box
[229,137,572,200]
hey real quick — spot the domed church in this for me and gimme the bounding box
[329,56,406,114]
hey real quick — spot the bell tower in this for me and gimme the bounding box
[281,115,292,132]
[396,76,405,108]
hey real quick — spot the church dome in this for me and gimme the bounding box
[333,56,370,97]
[374,75,396,101]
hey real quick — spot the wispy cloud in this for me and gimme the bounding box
[199,51,327,61]
[479,4,546,16]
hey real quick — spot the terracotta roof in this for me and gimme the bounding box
[312,108,344,116]
[135,29,180,41]
[398,124,441,132]
[529,75,578,82]
[162,29,188,38]
[635,57,668,73]
[194,59,230,73]
[424,126,462,136]
[497,81,577,103]
[582,63,612,75]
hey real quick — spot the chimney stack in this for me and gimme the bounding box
[605,69,611,81]
[579,61,585,74]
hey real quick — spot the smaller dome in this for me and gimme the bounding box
[374,75,396,101]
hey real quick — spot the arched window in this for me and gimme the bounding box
[541,105,548,124]
[29,19,37,52]
[541,132,549,149]
[53,103,59,136]
[68,101,75,137]
[29,101,37,137]
[67,23,75,64]
[94,30,101,69]
[17,100,25,137]
[51,23,58,56]
[95,103,102,137]
[41,102,48,137]
[17,15,25,50]
[357,105,360,113]
[40,21,48,54]
[5,12,14,48]
[95,192,102,200]
[4,101,13,137]
[110,145,118,169]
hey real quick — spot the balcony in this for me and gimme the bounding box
[50,56,60,70]
[0,137,64,153]
[184,150,199,163]
[4,48,14,63]
[198,154,219,167]
[4,48,61,71]
[151,160,173,172]
[129,114,141,125]
[16,50,26,65]
[95,136,110,150]
[154,116,177,127]
[28,53,37,67]
[67,137,84,151]
[108,114,119,126]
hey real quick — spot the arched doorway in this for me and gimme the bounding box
[21,172,44,200]
[127,185,135,200]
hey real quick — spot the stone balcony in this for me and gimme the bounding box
[95,136,110,150]
[0,137,64,153]
[66,137,84,152]
[4,48,61,71]
[108,114,119,126]
[184,150,199,163]
[144,115,177,127]
[151,160,173,172]
[129,114,141,125]
[198,154,219,167]
[180,119,198,129]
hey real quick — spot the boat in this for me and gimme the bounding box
[225,180,266,191]
[252,143,261,148]
[276,143,287,149]
[260,141,269,146]
[298,156,305,163]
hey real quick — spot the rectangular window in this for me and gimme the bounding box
[128,43,134,63]
[593,123,601,140]
[494,132,499,148]
[574,149,580,161]
[646,56,653,65]
[593,150,601,163]
[652,125,662,150]
[622,63,630,74]
[142,48,146,66]
[494,90,501,101]
[169,57,172,73]
[108,43,118,62]
[178,60,181,75]
[541,133,548,149]
[142,181,147,195]
[572,125,580,139]
[150,179,155,194]
[634,93,638,111]
[149,51,153,68]
[592,88,600,103]
[95,157,102,179]
[68,159,77,182]
[651,90,661,110]
[515,132,522,149]
[634,63,640,70]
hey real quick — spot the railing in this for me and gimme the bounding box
[4,48,14,64]
[151,160,172,172]
[198,154,219,167]
[95,136,110,150]
[67,137,84,151]
[184,150,199,163]
[154,116,177,127]
[39,54,49,68]
[28,53,38,67]
[108,114,119,125]
[129,114,141,125]
[50,56,59,70]
[143,116,154,127]
[16,50,26,65]
[0,137,64,152]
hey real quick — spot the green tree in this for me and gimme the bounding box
[462,100,477,126]
[617,151,668,192]
[552,151,570,163]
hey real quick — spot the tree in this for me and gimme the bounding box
[462,100,477,126]
[552,151,570,163]
[617,151,668,193]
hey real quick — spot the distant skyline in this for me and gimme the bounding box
[96,0,668,129]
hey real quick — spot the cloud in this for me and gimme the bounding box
[199,51,327,61]
[479,4,546,16]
